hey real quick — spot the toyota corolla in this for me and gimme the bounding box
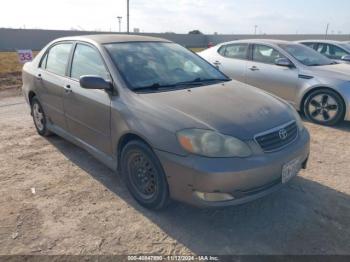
[22,35,310,209]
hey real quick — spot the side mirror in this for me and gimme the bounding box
[275,58,293,67]
[341,55,350,62]
[80,75,112,90]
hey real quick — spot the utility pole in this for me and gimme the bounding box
[254,25,258,35]
[127,0,130,34]
[325,23,330,39]
[117,16,122,32]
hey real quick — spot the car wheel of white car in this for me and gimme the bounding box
[31,97,52,136]
[304,89,345,126]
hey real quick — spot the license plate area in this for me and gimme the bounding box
[282,158,301,184]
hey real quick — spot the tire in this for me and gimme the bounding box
[31,97,52,136]
[304,89,345,126]
[121,140,170,210]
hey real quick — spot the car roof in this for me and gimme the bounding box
[297,39,345,44]
[220,39,293,46]
[53,34,171,44]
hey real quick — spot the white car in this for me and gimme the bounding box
[199,39,350,126]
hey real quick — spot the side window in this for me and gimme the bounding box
[317,44,348,59]
[217,45,226,56]
[221,44,248,59]
[46,43,72,76]
[71,44,109,80]
[252,44,284,64]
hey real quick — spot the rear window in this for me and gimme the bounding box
[218,44,248,60]
[46,43,72,76]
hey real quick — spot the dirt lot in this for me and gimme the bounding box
[0,85,350,255]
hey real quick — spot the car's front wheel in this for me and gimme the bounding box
[121,140,170,210]
[304,89,345,126]
[31,97,52,136]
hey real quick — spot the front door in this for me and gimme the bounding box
[245,44,299,103]
[63,43,112,155]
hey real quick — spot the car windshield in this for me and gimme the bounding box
[339,43,350,52]
[278,43,335,66]
[104,42,229,91]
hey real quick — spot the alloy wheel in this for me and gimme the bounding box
[308,94,339,122]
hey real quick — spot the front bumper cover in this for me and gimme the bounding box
[155,129,310,207]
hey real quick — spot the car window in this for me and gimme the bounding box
[220,44,248,59]
[252,44,284,64]
[278,43,333,66]
[302,42,317,49]
[70,44,109,80]
[317,44,349,60]
[46,43,72,76]
[217,45,226,56]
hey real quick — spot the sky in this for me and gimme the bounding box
[1,0,350,34]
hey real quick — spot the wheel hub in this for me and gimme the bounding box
[308,94,338,122]
[129,153,157,198]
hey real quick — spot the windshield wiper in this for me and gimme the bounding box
[132,83,176,91]
[174,77,230,86]
[132,78,230,92]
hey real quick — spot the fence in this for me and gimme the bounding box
[0,28,350,51]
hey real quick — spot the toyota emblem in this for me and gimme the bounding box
[279,129,288,140]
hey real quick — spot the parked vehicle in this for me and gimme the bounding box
[199,39,350,126]
[22,35,310,209]
[297,40,350,63]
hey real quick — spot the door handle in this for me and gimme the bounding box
[249,66,259,71]
[64,84,72,93]
[35,74,42,80]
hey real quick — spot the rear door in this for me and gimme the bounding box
[245,44,299,103]
[212,43,249,83]
[37,42,73,130]
[63,42,112,155]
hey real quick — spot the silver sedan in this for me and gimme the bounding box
[199,39,350,126]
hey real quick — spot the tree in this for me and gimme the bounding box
[188,30,203,35]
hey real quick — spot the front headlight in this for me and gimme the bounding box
[177,129,252,157]
[290,106,304,131]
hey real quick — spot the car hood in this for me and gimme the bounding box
[134,81,294,140]
[308,63,350,81]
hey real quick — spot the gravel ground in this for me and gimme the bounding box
[0,94,349,255]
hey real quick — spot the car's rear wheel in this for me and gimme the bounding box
[121,140,170,210]
[304,89,345,126]
[31,97,52,136]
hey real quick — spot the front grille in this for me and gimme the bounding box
[255,121,298,152]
